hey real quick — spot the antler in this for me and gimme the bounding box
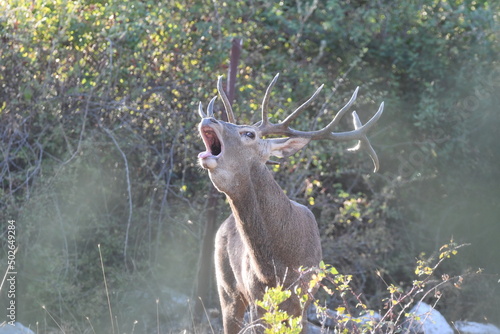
[198,96,217,118]
[198,76,236,123]
[258,74,384,172]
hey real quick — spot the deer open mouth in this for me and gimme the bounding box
[198,126,222,160]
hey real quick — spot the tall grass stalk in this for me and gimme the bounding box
[98,243,115,334]
[42,305,66,333]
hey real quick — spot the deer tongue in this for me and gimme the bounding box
[198,151,218,169]
[198,151,213,159]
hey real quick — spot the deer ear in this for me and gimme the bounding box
[268,137,311,158]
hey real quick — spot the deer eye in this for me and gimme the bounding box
[242,131,255,139]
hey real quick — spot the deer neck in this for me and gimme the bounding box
[225,163,291,220]
[223,163,293,280]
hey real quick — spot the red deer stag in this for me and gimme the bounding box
[197,74,384,333]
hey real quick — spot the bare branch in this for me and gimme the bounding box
[102,126,133,270]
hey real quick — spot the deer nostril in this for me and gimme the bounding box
[209,118,218,124]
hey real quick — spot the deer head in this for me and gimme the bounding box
[198,74,384,191]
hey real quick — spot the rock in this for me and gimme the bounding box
[0,323,35,334]
[357,311,382,325]
[307,304,339,327]
[306,321,325,334]
[454,321,500,334]
[406,302,453,334]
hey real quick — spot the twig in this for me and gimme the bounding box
[86,317,97,334]
[102,126,133,270]
[52,88,91,180]
[42,305,66,334]
[187,299,198,334]
[156,299,160,334]
[53,195,70,279]
[98,244,115,334]
[198,297,216,334]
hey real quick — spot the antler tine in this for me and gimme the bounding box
[306,86,359,137]
[217,75,236,123]
[198,96,217,119]
[324,100,384,141]
[258,81,325,136]
[207,95,217,118]
[280,84,324,127]
[328,101,384,172]
[198,102,206,118]
[347,111,381,172]
[261,73,280,128]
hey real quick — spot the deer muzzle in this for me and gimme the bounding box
[198,121,223,169]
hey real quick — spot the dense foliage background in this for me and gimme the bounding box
[1,0,499,332]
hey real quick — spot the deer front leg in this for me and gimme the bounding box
[215,247,246,333]
[217,285,247,334]
[215,219,248,333]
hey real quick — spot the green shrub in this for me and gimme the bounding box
[256,241,471,333]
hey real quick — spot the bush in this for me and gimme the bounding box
[257,241,470,333]
[1,0,498,331]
